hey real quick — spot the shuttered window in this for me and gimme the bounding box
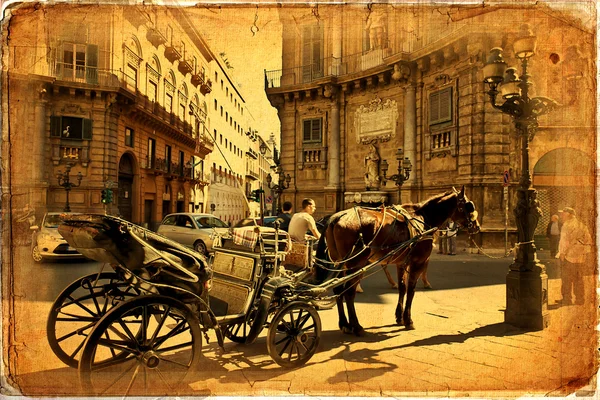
[429,87,452,125]
[303,118,322,143]
[302,24,323,83]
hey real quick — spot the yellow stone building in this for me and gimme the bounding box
[265,4,595,247]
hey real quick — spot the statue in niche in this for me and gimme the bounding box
[364,144,381,191]
[366,9,387,50]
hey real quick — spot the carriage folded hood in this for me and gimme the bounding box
[58,214,209,279]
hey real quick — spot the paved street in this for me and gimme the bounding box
[4,243,597,397]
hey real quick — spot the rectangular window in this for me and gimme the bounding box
[179,150,184,175]
[126,63,137,90]
[302,24,324,82]
[148,81,158,102]
[165,94,173,112]
[220,106,223,116]
[429,87,453,125]
[302,118,322,143]
[214,99,217,110]
[165,145,172,173]
[125,127,134,147]
[51,116,92,140]
[179,102,186,121]
[148,138,156,169]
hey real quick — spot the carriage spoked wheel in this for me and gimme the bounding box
[47,272,141,368]
[78,295,201,396]
[223,319,254,344]
[267,302,321,368]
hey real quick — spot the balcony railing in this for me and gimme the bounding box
[49,62,135,89]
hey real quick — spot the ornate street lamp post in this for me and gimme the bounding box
[266,165,292,215]
[381,148,412,203]
[57,163,83,212]
[483,25,557,330]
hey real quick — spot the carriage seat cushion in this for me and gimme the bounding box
[232,227,260,249]
[284,241,309,269]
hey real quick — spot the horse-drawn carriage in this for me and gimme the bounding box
[47,188,479,395]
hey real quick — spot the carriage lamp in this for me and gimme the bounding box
[381,148,412,202]
[259,141,268,155]
[57,163,83,212]
[483,24,557,330]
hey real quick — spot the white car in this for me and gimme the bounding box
[31,212,84,262]
[157,213,230,254]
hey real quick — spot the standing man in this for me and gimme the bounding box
[557,207,592,305]
[546,214,562,258]
[288,198,321,243]
[446,220,458,255]
[274,201,293,232]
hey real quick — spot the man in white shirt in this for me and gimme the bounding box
[557,207,592,305]
[288,198,321,243]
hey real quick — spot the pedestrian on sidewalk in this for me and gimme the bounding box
[546,214,562,258]
[437,222,448,255]
[557,207,592,305]
[446,220,458,255]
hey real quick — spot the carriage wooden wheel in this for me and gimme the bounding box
[223,319,254,343]
[78,295,202,396]
[47,272,140,368]
[267,302,321,368]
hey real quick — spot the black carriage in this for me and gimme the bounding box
[48,214,330,395]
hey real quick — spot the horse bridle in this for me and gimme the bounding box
[456,197,478,232]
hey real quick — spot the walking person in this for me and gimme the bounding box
[557,207,592,306]
[446,220,458,255]
[437,221,448,255]
[546,214,562,258]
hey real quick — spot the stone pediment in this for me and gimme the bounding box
[354,97,398,144]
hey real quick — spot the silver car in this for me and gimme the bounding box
[157,213,230,254]
[31,212,84,262]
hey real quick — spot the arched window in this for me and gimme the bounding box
[124,35,142,90]
[178,83,188,122]
[164,70,176,112]
[146,55,161,102]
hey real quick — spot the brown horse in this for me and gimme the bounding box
[314,187,480,336]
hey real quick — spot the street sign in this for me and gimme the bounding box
[503,170,510,186]
[265,195,273,204]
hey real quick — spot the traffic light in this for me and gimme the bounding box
[101,189,114,204]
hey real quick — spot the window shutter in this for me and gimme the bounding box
[303,120,312,142]
[439,87,452,123]
[302,26,312,82]
[82,118,92,139]
[50,116,62,137]
[429,92,440,124]
[312,119,321,141]
[312,25,323,77]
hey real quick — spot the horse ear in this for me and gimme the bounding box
[460,185,465,198]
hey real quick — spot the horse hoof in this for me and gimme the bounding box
[424,284,433,290]
[341,326,354,335]
[355,328,366,337]
[396,318,404,326]
[405,323,415,330]
[391,284,399,289]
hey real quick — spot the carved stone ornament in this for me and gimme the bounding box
[61,104,86,115]
[344,191,389,205]
[354,97,398,144]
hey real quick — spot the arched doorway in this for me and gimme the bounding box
[118,154,135,221]
[533,147,595,237]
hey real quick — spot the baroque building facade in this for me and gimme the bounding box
[265,4,595,247]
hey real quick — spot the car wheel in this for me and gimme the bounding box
[32,244,44,263]
[194,241,207,254]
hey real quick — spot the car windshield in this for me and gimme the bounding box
[44,214,63,228]
[195,216,228,228]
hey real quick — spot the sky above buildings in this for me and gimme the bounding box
[185,5,283,147]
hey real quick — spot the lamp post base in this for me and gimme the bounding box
[505,267,549,330]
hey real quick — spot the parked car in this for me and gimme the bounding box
[157,213,230,254]
[31,212,85,262]
[233,216,278,228]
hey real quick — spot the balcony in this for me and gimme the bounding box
[246,148,258,160]
[147,28,167,48]
[245,170,259,180]
[298,146,327,170]
[200,79,212,95]
[164,46,182,64]
[178,59,193,76]
[191,73,204,88]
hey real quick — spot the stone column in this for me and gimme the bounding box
[403,84,417,190]
[326,89,340,190]
[331,7,342,76]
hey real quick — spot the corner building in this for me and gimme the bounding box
[265,4,595,247]
[6,5,215,231]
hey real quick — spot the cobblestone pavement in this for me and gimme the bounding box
[6,245,598,397]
